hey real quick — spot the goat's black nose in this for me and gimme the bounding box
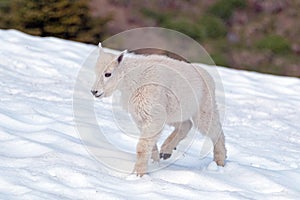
[91,90,98,96]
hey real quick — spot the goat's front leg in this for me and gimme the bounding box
[134,135,160,177]
[130,87,166,176]
[132,111,164,176]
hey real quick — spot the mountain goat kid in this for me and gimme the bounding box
[91,44,226,176]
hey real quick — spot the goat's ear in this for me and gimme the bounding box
[117,50,127,63]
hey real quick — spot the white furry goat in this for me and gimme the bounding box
[91,43,226,176]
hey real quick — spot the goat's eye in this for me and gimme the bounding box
[104,73,111,77]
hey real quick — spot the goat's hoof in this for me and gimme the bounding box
[215,159,225,167]
[159,153,172,160]
[133,164,147,177]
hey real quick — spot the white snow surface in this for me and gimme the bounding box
[0,29,300,199]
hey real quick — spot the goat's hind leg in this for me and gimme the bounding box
[151,144,160,162]
[160,119,193,160]
[194,105,226,166]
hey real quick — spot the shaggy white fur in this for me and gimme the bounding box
[92,44,226,176]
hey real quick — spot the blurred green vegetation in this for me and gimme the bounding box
[141,8,227,41]
[0,0,111,43]
[0,0,299,77]
[256,35,291,54]
[141,8,202,40]
[139,0,299,77]
[209,0,247,21]
[198,15,227,39]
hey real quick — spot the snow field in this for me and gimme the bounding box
[0,29,300,199]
